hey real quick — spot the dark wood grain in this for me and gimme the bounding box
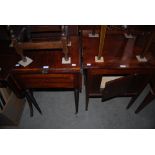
[82,33,155,69]
[13,36,81,73]
[0,26,82,114]
[12,36,82,114]
[82,26,155,111]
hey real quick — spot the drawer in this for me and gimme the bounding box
[15,73,75,89]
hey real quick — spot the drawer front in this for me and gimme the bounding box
[15,74,75,89]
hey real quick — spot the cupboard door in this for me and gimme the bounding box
[101,74,149,102]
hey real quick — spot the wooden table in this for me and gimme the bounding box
[82,30,155,112]
[11,36,82,115]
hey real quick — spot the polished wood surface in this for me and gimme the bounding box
[1,25,155,115]
[82,27,155,112]
[11,36,81,80]
[12,36,82,114]
[0,26,81,115]
[10,25,72,62]
[82,31,155,97]
[82,31,155,69]
[13,36,81,74]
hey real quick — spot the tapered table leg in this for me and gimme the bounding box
[85,91,89,111]
[74,89,79,114]
[127,80,148,109]
[126,95,138,109]
[25,92,34,117]
[84,70,89,111]
[135,91,155,113]
[28,90,42,114]
[0,102,3,110]
[25,89,42,115]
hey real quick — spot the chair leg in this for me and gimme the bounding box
[135,91,155,113]
[74,89,79,114]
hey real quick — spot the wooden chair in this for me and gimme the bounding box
[8,25,71,63]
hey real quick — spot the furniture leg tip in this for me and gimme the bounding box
[126,106,130,109]
[135,110,139,114]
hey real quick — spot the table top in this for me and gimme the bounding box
[12,36,81,74]
[0,36,81,81]
[82,31,155,72]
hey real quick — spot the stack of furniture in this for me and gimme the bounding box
[80,25,155,113]
[8,25,82,116]
[0,25,155,123]
[0,27,25,125]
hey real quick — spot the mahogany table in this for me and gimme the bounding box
[82,30,155,113]
[11,36,82,116]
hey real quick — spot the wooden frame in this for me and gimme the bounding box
[10,26,70,62]
[82,26,155,113]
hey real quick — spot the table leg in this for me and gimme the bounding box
[25,89,42,115]
[126,95,139,109]
[85,93,89,111]
[29,90,42,114]
[126,74,149,109]
[135,91,155,113]
[74,89,79,114]
[25,91,34,117]
[84,70,89,111]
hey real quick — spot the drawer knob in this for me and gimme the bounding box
[42,66,49,74]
